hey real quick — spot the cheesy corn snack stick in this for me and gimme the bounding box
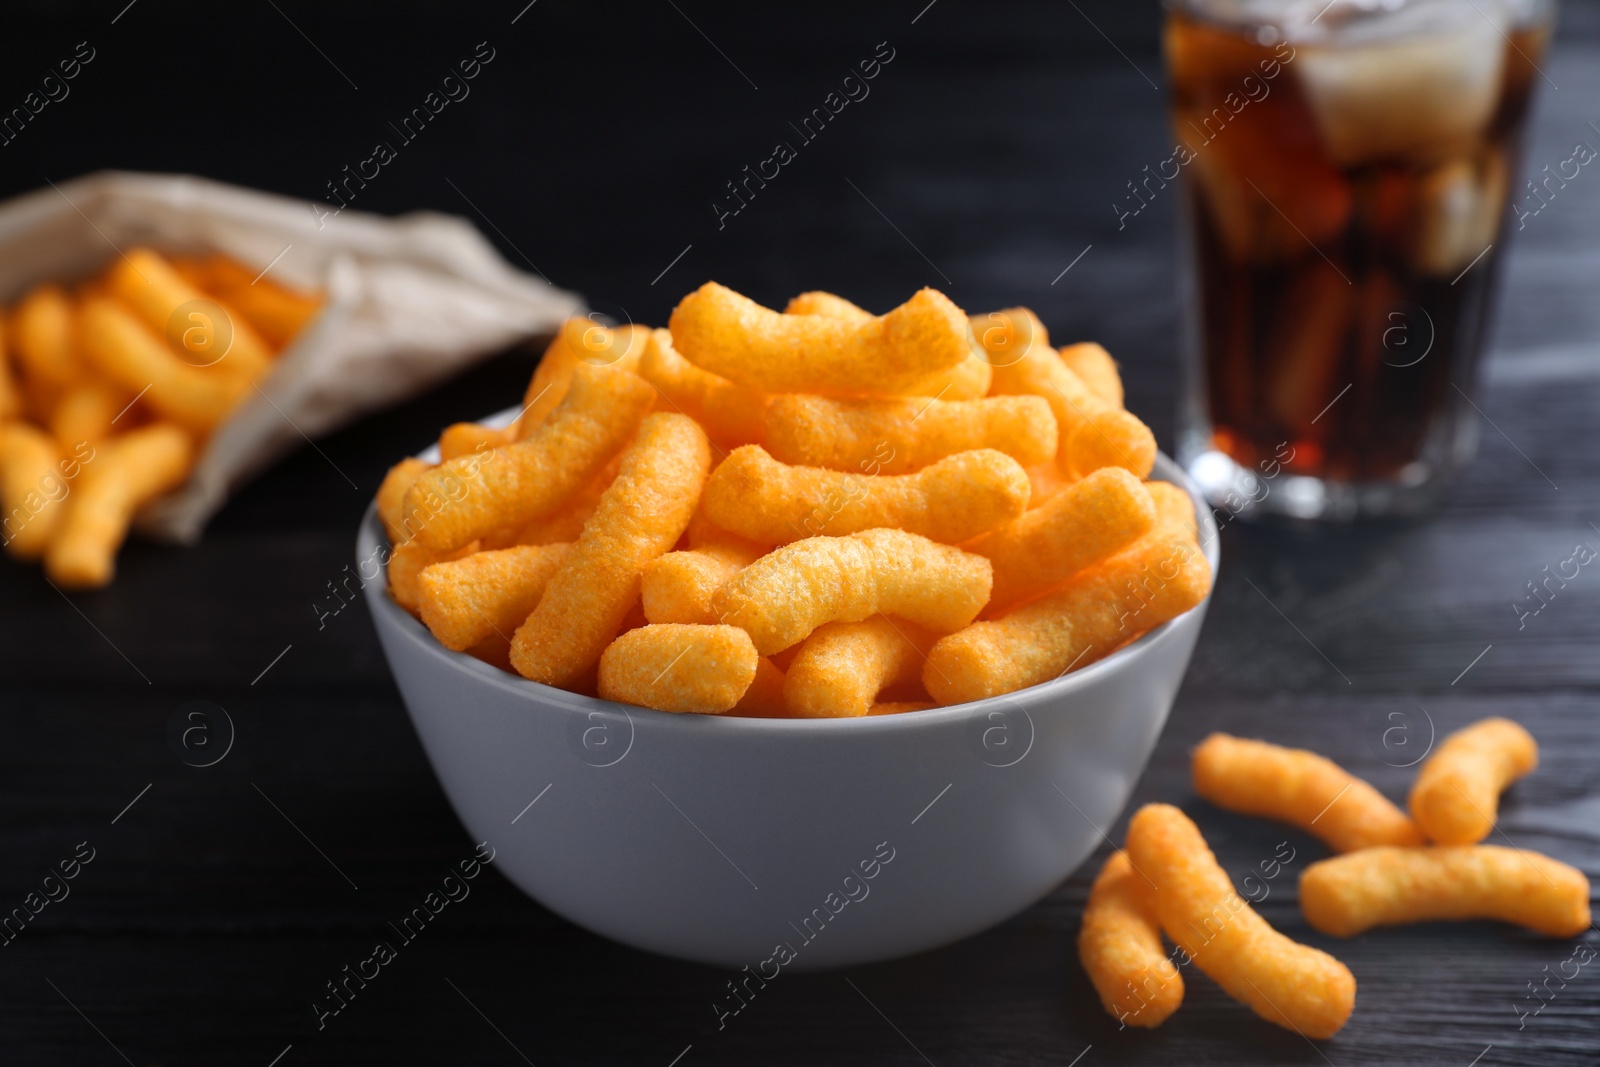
[1060,342,1124,407]
[638,328,768,447]
[764,394,1056,474]
[1193,734,1423,852]
[1410,718,1538,845]
[77,297,248,433]
[1300,845,1590,938]
[598,623,758,714]
[702,444,1029,546]
[967,466,1156,610]
[1079,850,1184,1029]
[511,413,711,688]
[783,616,934,719]
[409,361,655,552]
[925,533,1210,704]
[710,528,992,655]
[0,422,67,559]
[417,543,571,652]
[1127,804,1356,1040]
[46,424,193,588]
[107,249,272,380]
[670,282,970,396]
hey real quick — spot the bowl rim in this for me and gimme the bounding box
[360,417,1221,735]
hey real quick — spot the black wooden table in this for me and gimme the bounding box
[2,2,1597,1064]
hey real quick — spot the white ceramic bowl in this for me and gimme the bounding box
[362,450,1218,970]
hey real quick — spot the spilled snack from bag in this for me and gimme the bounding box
[0,248,322,587]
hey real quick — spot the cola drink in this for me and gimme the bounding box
[1167,0,1553,517]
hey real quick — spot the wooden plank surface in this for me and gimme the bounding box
[0,2,1597,1063]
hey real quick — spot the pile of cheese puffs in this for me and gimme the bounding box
[380,281,1213,716]
[0,249,321,587]
[1081,719,1590,1039]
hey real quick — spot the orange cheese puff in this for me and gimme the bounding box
[702,444,1029,546]
[464,633,514,672]
[517,327,580,433]
[417,543,571,652]
[868,701,937,716]
[0,325,20,420]
[1063,413,1160,480]
[598,623,758,714]
[439,421,515,460]
[77,298,248,433]
[1024,463,1072,509]
[727,657,789,717]
[0,423,67,560]
[107,249,273,381]
[1079,850,1184,1029]
[511,413,711,688]
[387,539,476,615]
[783,616,935,718]
[783,291,872,320]
[1409,718,1538,845]
[781,294,990,400]
[199,260,323,348]
[1193,734,1424,853]
[1300,845,1590,938]
[710,528,992,655]
[49,381,124,447]
[765,394,1056,475]
[564,316,648,375]
[669,282,970,396]
[409,362,656,553]
[642,540,765,625]
[968,467,1157,611]
[985,312,1155,479]
[638,328,768,447]
[905,353,992,401]
[45,425,193,588]
[1127,804,1355,1040]
[1146,481,1197,537]
[376,457,431,543]
[1060,342,1124,408]
[11,285,85,398]
[925,533,1210,704]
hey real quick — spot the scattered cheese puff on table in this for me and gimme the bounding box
[710,528,992,656]
[1126,803,1356,1040]
[670,282,971,396]
[598,623,759,714]
[1078,850,1184,1029]
[1193,734,1424,853]
[1300,845,1590,938]
[1409,717,1538,845]
[511,412,711,688]
[701,444,1029,546]
[764,393,1057,474]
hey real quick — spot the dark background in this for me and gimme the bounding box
[2,1,1598,1064]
